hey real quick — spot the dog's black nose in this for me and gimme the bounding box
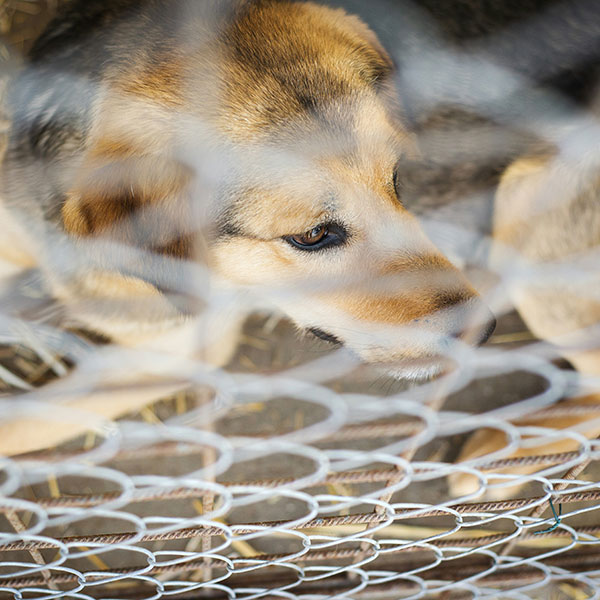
[460,304,496,346]
[477,314,497,346]
[436,293,496,347]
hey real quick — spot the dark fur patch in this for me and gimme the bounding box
[224,0,393,123]
[434,290,473,310]
[61,156,196,261]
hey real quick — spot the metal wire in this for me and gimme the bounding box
[1,1,600,600]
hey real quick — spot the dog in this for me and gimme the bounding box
[0,0,495,375]
[0,0,598,476]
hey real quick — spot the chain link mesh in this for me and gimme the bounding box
[0,314,599,600]
[1,1,600,599]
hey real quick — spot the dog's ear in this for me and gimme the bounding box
[61,153,196,260]
[341,13,395,88]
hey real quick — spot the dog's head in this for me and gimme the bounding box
[206,1,495,377]
[21,0,494,377]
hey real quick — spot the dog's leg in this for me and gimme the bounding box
[0,375,189,457]
[450,154,600,499]
[0,313,247,457]
[0,212,247,457]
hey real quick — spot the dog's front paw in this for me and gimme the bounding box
[449,394,600,500]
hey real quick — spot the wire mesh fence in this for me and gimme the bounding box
[3,325,600,600]
[0,1,600,599]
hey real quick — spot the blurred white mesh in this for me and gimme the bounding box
[0,1,599,599]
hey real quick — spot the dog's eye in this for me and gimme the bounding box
[285,223,347,251]
[393,163,402,198]
[292,225,327,246]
